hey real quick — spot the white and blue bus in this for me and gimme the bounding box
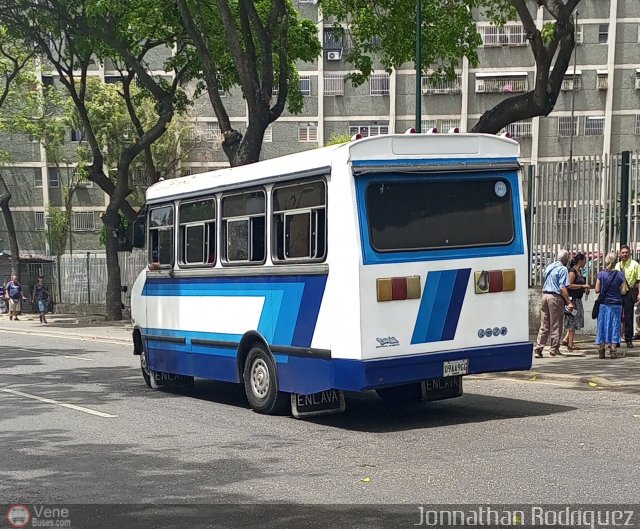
[131,133,532,417]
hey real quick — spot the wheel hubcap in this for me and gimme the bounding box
[250,358,269,399]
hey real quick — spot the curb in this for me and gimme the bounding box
[0,326,131,346]
[473,371,640,389]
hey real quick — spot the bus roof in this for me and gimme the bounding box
[145,133,519,204]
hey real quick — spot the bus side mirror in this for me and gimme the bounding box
[132,221,145,248]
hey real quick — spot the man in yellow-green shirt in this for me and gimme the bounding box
[616,245,640,347]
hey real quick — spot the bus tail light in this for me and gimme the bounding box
[377,276,421,302]
[474,269,516,294]
[448,127,460,133]
[351,133,363,140]
[425,127,438,134]
[404,127,417,134]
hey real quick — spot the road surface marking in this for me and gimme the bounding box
[0,329,129,346]
[0,388,118,418]
[64,355,96,362]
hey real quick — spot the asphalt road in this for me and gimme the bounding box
[0,331,638,522]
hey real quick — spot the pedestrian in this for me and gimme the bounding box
[5,274,27,321]
[562,252,590,350]
[596,252,628,359]
[31,275,49,324]
[534,249,574,358]
[615,245,639,348]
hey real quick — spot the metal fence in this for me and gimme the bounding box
[51,250,147,307]
[528,151,640,286]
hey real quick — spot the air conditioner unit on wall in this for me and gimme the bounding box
[326,50,342,61]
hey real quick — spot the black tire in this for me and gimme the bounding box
[140,341,152,388]
[243,346,290,415]
[375,383,423,404]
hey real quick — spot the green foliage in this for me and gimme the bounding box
[47,206,69,256]
[541,22,556,44]
[325,133,352,146]
[99,211,130,249]
[317,0,515,84]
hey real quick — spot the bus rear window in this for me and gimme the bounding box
[365,178,514,252]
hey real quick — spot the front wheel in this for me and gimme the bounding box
[243,346,290,415]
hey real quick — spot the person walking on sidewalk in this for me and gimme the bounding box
[596,252,628,359]
[5,274,27,321]
[562,252,590,350]
[615,245,639,348]
[31,275,49,324]
[534,249,574,358]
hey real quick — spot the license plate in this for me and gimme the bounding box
[151,371,193,388]
[443,359,469,377]
[291,389,345,418]
[422,376,463,401]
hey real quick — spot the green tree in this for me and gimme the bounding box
[175,0,321,166]
[0,0,193,319]
[319,0,582,133]
[325,133,352,146]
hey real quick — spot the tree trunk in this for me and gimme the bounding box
[229,120,268,166]
[102,210,123,321]
[0,173,20,278]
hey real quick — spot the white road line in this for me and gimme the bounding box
[63,355,96,362]
[0,388,118,418]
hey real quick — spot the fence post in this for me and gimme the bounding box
[526,165,534,287]
[620,151,631,246]
[56,255,62,304]
[86,252,91,305]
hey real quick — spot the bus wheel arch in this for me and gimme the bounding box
[236,331,270,382]
[132,327,143,356]
[238,333,289,415]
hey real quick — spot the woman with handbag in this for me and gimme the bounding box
[595,252,628,358]
[562,252,590,350]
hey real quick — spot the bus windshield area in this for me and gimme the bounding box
[365,175,515,252]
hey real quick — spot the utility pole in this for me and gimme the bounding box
[415,0,422,132]
[568,12,578,165]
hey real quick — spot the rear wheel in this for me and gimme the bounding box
[375,383,423,404]
[243,346,290,415]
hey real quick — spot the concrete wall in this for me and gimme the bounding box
[529,288,599,335]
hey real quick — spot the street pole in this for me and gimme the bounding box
[568,12,578,166]
[415,0,422,132]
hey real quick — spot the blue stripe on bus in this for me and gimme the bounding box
[411,269,470,344]
[142,274,327,348]
[354,168,524,264]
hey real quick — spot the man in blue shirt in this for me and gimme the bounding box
[534,250,574,358]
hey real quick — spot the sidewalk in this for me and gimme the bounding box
[0,314,638,391]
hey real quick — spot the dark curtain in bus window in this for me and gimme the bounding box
[285,212,311,258]
[206,223,216,263]
[227,219,249,261]
[186,225,205,263]
[158,229,173,264]
[250,216,265,261]
[365,179,514,251]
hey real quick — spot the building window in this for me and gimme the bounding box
[263,125,273,143]
[34,170,42,187]
[597,71,608,90]
[298,123,318,143]
[478,24,527,47]
[558,116,579,137]
[323,74,344,96]
[421,119,438,132]
[148,206,174,266]
[636,70,640,90]
[421,74,462,95]
[349,122,389,138]
[181,167,193,177]
[323,27,344,50]
[575,25,584,45]
[221,190,266,264]
[272,180,327,262]
[104,75,124,84]
[299,75,311,96]
[42,75,54,89]
[70,128,85,142]
[73,167,92,187]
[635,115,640,136]
[72,212,96,231]
[440,119,461,132]
[475,73,528,93]
[369,73,390,96]
[561,72,582,91]
[598,24,608,44]
[179,198,216,266]
[204,122,221,142]
[34,212,45,231]
[48,168,60,188]
[584,116,605,136]
[501,119,533,138]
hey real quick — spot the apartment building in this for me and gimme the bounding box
[1,0,638,255]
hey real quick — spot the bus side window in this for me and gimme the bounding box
[272,179,326,262]
[148,205,174,267]
[179,198,216,266]
[221,190,266,264]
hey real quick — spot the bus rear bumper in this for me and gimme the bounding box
[279,342,532,394]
